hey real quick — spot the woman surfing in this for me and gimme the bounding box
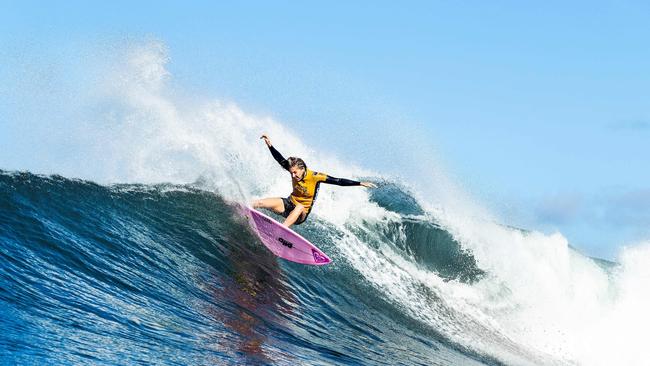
[253,135,376,227]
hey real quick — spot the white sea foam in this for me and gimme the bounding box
[78,41,650,366]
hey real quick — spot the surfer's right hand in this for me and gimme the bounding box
[360,182,377,188]
[260,134,272,147]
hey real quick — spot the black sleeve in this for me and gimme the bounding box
[324,175,361,186]
[268,145,290,170]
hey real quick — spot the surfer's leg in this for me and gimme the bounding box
[252,198,285,214]
[283,204,305,227]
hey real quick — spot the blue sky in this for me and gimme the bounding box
[2,1,649,259]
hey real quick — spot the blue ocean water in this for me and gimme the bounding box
[0,171,505,365]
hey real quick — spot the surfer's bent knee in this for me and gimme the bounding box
[294,204,308,225]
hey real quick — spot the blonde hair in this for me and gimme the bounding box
[287,157,306,171]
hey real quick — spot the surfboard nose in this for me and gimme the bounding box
[311,248,331,264]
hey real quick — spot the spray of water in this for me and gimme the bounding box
[15,40,650,365]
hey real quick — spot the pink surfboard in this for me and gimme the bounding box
[240,206,332,266]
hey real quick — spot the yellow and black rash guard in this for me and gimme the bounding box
[289,169,327,210]
[268,145,361,216]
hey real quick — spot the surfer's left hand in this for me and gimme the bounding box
[360,182,377,188]
[260,134,272,147]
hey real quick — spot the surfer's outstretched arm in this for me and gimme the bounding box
[261,135,290,170]
[323,175,377,188]
[268,146,290,170]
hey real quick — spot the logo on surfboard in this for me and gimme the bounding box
[278,237,294,248]
[311,249,329,263]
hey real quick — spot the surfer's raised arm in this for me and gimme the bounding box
[261,134,290,170]
[322,175,377,188]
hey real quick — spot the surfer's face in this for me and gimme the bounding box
[289,166,305,181]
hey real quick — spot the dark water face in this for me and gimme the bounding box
[1,171,505,365]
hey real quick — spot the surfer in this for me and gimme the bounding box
[253,135,376,227]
